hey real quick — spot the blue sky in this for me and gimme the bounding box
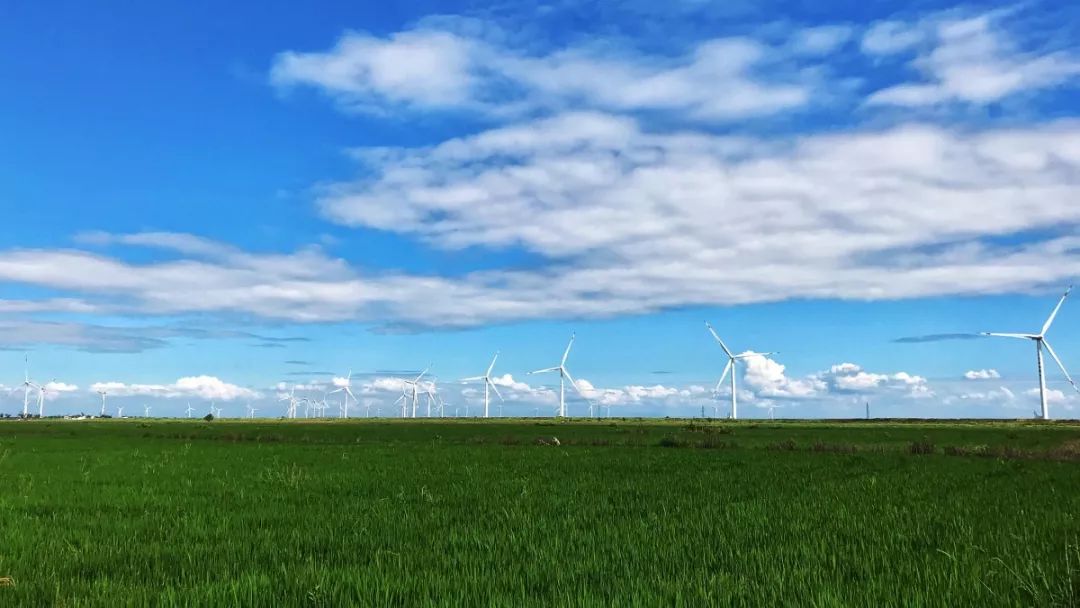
[1,0,1078,418]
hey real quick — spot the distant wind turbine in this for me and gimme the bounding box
[37,381,50,417]
[329,371,357,418]
[144,404,151,418]
[402,368,429,418]
[705,322,777,421]
[528,333,589,418]
[185,403,195,418]
[981,286,1080,420]
[22,355,35,418]
[461,352,503,418]
[98,390,108,417]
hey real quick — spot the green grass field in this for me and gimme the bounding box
[1,418,1079,606]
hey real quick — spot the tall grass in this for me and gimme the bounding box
[0,419,1078,606]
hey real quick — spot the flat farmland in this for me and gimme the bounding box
[1,419,1078,606]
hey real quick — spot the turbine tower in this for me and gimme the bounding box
[98,390,108,417]
[982,286,1079,420]
[21,355,35,418]
[37,382,49,418]
[528,333,589,418]
[705,322,777,420]
[329,371,357,418]
[461,352,503,418]
[402,368,429,418]
[185,403,195,418]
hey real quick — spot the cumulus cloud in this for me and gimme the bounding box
[91,376,259,401]
[741,353,823,398]
[790,25,852,55]
[861,20,925,55]
[964,368,1001,380]
[813,363,931,398]
[43,381,79,395]
[271,25,815,120]
[866,11,1080,106]
[1025,387,1069,403]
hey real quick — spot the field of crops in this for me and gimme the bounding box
[1,418,1079,606]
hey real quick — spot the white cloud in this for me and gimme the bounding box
[271,29,478,111]
[741,353,823,397]
[791,25,852,55]
[814,363,930,397]
[489,373,532,392]
[91,376,259,401]
[1,110,1079,331]
[43,381,79,395]
[271,26,815,120]
[1025,387,1068,403]
[866,12,1080,106]
[964,368,1001,380]
[861,20,925,55]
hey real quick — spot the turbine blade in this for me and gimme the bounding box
[704,321,734,358]
[735,351,777,359]
[460,376,485,382]
[414,367,429,382]
[1043,340,1080,394]
[981,332,1037,340]
[486,351,499,377]
[714,360,732,393]
[487,379,504,401]
[528,367,560,375]
[562,368,590,402]
[561,333,575,366]
[1042,286,1073,336]
[893,333,984,343]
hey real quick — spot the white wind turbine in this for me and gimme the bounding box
[247,403,258,419]
[393,386,409,418]
[329,371,357,418]
[185,402,195,418]
[279,387,301,418]
[144,404,151,418]
[98,390,108,417]
[705,322,777,421]
[116,405,124,418]
[423,378,440,418]
[21,355,35,418]
[528,333,590,418]
[982,286,1080,420]
[461,352,504,418]
[402,368,429,418]
[37,381,50,418]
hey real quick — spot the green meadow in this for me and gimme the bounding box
[1,418,1078,606]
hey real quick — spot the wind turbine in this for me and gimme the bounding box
[402,368,429,418]
[144,404,151,418]
[98,390,108,417]
[116,405,124,418]
[757,402,783,420]
[461,352,504,418]
[423,378,441,417]
[705,322,777,421]
[185,402,195,418]
[528,333,590,418]
[21,355,34,418]
[329,371,357,418]
[37,382,49,417]
[279,388,301,418]
[247,403,257,419]
[981,286,1079,420]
